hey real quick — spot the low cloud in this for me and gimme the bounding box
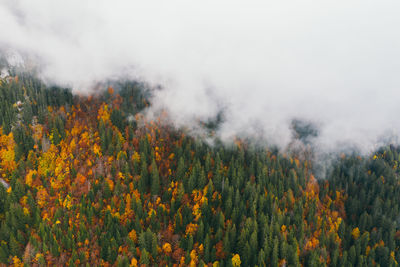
[1,0,400,153]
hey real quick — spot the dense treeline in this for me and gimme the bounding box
[0,74,399,266]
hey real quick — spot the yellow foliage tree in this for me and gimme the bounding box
[25,170,37,187]
[185,223,198,236]
[128,229,137,243]
[12,256,23,267]
[162,243,172,255]
[130,257,138,267]
[352,227,360,240]
[232,254,241,267]
[97,104,110,123]
[190,249,198,264]
[36,187,49,208]
[93,143,102,156]
[0,130,17,173]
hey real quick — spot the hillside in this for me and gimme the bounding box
[0,75,400,266]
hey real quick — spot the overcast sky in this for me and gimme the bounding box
[1,0,400,153]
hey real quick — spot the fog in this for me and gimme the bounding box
[1,0,400,153]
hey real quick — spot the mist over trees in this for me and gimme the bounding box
[2,1,400,154]
[0,73,399,266]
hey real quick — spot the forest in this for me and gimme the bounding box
[0,72,400,266]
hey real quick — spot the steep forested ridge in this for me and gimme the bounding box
[0,74,399,266]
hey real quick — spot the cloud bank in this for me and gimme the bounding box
[1,0,400,153]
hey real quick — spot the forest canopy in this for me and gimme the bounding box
[0,73,399,266]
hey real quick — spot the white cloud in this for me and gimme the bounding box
[1,0,400,153]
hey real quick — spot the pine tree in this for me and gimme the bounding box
[140,248,150,266]
[9,234,20,257]
[139,156,148,194]
[150,159,159,196]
